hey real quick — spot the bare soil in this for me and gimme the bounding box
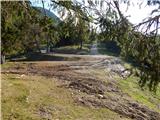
[2,56,160,120]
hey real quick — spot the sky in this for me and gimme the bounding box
[119,0,159,24]
[31,0,159,33]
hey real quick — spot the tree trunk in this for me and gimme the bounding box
[80,39,83,50]
[46,34,50,53]
[35,35,41,53]
[1,54,5,64]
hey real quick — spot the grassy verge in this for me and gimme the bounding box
[118,76,160,112]
[53,44,90,55]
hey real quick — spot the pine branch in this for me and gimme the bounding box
[134,15,160,28]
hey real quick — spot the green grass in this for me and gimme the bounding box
[1,62,16,69]
[2,73,129,120]
[119,76,160,112]
[54,44,90,55]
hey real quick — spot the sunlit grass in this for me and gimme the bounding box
[53,44,90,55]
[119,76,160,112]
[2,73,128,120]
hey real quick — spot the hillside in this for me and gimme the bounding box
[35,7,61,23]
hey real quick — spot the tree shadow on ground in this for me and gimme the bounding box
[9,52,81,62]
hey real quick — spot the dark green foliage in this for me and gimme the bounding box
[1,1,39,55]
[35,7,61,23]
[1,1,60,55]
[1,0,92,55]
[130,34,160,91]
[1,1,29,55]
[54,11,90,48]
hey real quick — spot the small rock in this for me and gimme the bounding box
[97,94,105,99]
[157,104,160,109]
[20,74,25,77]
[26,97,29,103]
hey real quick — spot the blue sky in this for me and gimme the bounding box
[31,0,57,14]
